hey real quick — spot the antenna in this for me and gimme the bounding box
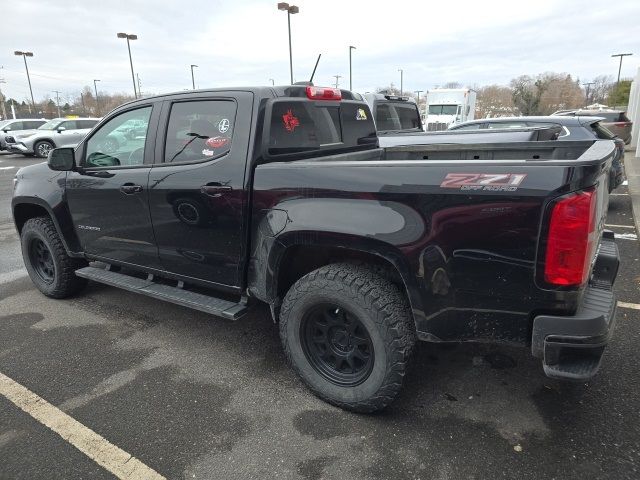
[309,54,321,84]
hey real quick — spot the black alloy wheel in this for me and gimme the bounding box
[301,304,374,386]
[28,238,55,283]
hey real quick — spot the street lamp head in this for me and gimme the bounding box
[128,34,138,40]
[14,51,23,56]
[277,2,289,10]
[350,46,356,50]
[25,52,33,57]
[117,32,128,38]
[191,64,198,68]
[289,5,299,14]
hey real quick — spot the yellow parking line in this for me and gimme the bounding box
[0,371,165,480]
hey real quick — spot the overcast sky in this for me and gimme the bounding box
[2,0,639,103]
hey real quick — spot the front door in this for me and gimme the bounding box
[66,104,162,268]
[147,94,252,288]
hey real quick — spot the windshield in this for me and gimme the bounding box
[38,119,64,130]
[428,105,459,115]
[0,120,10,128]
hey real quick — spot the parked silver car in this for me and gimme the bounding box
[6,118,100,157]
[0,118,48,150]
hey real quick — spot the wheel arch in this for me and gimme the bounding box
[12,197,82,256]
[248,232,425,326]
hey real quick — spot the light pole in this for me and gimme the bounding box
[582,81,594,106]
[269,78,275,86]
[333,75,342,88]
[93,79,100,115]
[611,53,633,84]
[190,64,198,90]
[117,32,138,98]
[14,51,35,109]
[414,90,423,104]
[349,46,356,91]
[398,69,403,95]
[277,3,299,85]
[52,90,61,117]
[0,78,7,120]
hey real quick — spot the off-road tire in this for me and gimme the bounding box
[279,263,416,412]
[21,217,88,298]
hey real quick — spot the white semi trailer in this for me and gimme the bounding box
[424,88,477,131]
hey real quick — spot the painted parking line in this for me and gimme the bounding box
[0,372,166,480]
[622,180,629,186]
[610,193,629,196]
[614,233,638,241]
[605,224,636,229]
[618,302,640,310]
[0,166,16,170]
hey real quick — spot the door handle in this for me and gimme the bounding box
[200,184,232,197]
[120,183,143,195]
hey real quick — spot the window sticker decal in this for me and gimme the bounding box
[282,109,300,132]
[202,149,215,156]
[218,118,230,133]
[356,108,368,121]
[205,136,229,149]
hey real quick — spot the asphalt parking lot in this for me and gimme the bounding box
[1,151,640,480]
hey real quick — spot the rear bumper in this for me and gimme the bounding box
[531,234,619,380]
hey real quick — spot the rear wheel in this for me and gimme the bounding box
[33,140,54,158]
[21,217,88,298]
[279,263,416,412]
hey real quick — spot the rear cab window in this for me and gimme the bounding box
[265,98,377,159]
[164,100,236,164]
[375,101,421,131]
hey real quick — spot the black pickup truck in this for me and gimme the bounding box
[12,85,620,412]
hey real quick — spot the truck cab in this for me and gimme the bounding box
[425,88,477,131]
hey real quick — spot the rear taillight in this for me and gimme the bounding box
[306,86,341,101]
[544,188,598,287]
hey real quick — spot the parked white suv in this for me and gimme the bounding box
[6,118,100,158]
[0,119,48,151]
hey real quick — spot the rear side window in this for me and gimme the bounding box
[452,123,483,130]
[24,121,44,129]
[487,122,528,129]
[77,120,98,129]
[164,100,236,164]
[590,122,616,139]
[61,120,78,129]
[266,100,376,157]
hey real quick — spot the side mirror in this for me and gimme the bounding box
[48,147,75,171]
[57,126,66,133]
[3,128,10,132]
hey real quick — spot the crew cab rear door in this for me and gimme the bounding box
[66,103,162,268]
[146,92,253,289]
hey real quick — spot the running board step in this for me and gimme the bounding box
[75,266,248,320]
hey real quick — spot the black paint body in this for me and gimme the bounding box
[11,87,616,347]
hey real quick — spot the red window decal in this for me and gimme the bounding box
[282,109,300,132]
[205,136,229,149]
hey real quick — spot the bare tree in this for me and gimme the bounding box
[442,81,462,89]
[510,75,546,115]
[475,85,516,118]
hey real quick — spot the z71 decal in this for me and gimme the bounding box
[440,173,527,191]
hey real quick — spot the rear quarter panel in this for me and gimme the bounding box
[249,153,613,345]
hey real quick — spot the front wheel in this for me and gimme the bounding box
[279,263,416,412]
[21,217,88,298]
[33,140,54,158]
